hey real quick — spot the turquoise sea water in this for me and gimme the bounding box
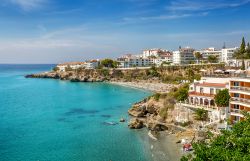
[0,65,152,161]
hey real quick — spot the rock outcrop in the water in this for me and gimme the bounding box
[128,118,144,129]
[128,96,173,132]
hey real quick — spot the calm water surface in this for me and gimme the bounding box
[0,64,152,161]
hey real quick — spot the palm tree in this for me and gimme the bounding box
[207,55,218,63]
[194,52,203,64]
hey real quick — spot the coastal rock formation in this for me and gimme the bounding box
[120,118,126,122]
[128,118,144,129]
[25,71,106,82]
[128,104,146,117]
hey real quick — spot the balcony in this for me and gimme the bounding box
[231,97,250,107]
[230,108,244,117]
[230,86,250,94]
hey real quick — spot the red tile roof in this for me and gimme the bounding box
[196,82,226,88]
[189,91,215,98]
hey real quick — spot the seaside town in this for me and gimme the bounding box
[27,37,250,160]
[2,0,250,161]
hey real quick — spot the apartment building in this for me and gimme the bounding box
[194,47,221,60]
[117,55,154,68]
[173,47,195,65]
[142,49,169,58]
[229,78,250,123]
[57,60,100,71]
[221,47,238,63]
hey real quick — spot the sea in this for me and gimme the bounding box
[0,64,158,161]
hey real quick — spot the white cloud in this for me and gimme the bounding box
[9,0,48,11]
[166,0,250,11]
[122,11,208,24]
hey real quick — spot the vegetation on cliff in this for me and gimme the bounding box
[181,113,250,161]
[30,63,224,84]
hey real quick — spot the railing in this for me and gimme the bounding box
[231,97,250,106]
[230,108,241,113]
[179,102,217,111]
[230,86,250,93]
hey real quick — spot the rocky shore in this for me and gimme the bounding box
[25,71,106,82]
[26,70,177,92]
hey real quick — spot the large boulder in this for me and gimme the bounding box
[128,118,144,129]
[146,102,156,114]
[128,105,146,117]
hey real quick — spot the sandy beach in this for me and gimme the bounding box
[138,130,183,161]
[109,81,178,93]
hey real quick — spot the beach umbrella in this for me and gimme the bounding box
[226,69,236,73]
[200,69,207,72]
[235,69,245,74]
[214,69,223,73]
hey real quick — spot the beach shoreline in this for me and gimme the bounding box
[109,81,178,93]
[139,130,183,161]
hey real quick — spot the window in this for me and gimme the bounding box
[233,82,240,86]
[210,88,214,95]
[200,87,204,93]
[216,89,220,94]
[234,93,240,97]
[234,104,239,109]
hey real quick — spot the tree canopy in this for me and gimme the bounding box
[100,59,118,68]
[214,89,231,107]
[172,84,189,102]
[194,108,208,121]
[207,55,218,63]
[194,52,203,63]
[233,37,250,61]
[181,113,250,161]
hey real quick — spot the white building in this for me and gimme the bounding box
[173,50,181,64]
[194,47,221,60]
[173,47,195,65]
[56,60,100,71]
[142,49,161,58]
[117,52,173,68]
[84,59,100,69]
[117,55,154,68]
[183,77,231,121]
[57,62,86,71]
[221,47,238,63]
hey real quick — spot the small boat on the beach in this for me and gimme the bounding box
[148,130,158,140]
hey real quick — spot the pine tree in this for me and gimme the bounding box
[241,60,245,70]
[245,42,250,59]
[240,37,246,54]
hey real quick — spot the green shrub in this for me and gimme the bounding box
[153,93,161,101]
[159,107,168,119]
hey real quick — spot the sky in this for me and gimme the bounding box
[0,0,250,64]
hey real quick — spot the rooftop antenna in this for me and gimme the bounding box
[222,42,226,49]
